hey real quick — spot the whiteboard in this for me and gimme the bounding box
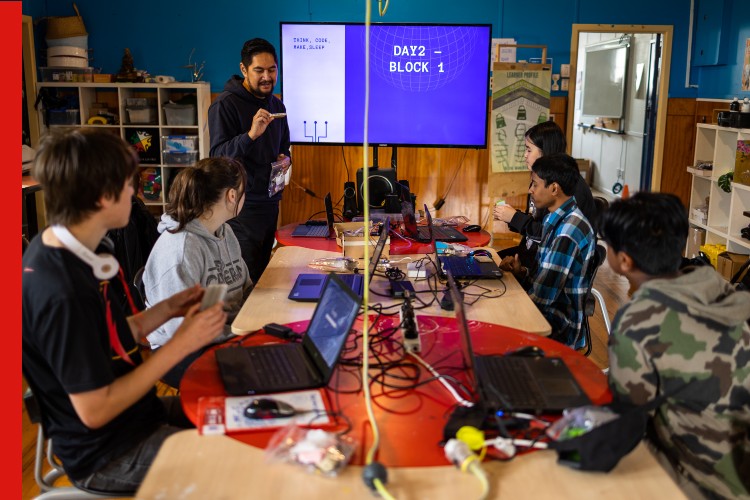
[581,39,630,119]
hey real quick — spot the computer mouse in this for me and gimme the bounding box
[462,224,482,233]
[244,398,296,419]
[507,345,545,357]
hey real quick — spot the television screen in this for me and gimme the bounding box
[280,22,491,148]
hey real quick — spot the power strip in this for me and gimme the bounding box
[400,295,421,353]
[406,262,427,279]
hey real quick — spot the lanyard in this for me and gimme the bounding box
[101,268,140,366]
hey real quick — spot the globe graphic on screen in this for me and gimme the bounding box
[367,26,480,92]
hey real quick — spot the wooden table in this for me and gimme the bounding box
[231,246,551,336]
[276,222,491,255]
[136,430,684,499]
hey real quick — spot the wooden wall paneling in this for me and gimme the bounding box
[660,98,696,207]
[550,96,568,137]
[695,99,729,125]
[279,145,491,227]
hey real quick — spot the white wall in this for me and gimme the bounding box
[571,32,656,196]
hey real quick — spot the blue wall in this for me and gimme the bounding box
[22,0,749,99]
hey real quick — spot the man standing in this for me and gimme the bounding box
[600,192,749,499]
[500,153,595,348]
[209,38,291,283]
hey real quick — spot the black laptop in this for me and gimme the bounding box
[421,206,502,279]
[215,273,361,395]
[401,196,467,243]
[288,218,389,302]
[291,193,335,238]
[447,271,591,413]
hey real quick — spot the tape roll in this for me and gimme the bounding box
[155,75,176,83]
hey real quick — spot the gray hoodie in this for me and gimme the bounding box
[144,214,252,348]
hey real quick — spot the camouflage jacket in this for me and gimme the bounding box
[608,266,750,499]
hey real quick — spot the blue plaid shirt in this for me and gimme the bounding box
[523,197,594,347]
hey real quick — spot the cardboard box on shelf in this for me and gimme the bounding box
[334,221,389,260]
[717,252,749,281]
[575,158,592,186]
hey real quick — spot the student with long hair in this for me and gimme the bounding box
[494,121,596,268]
[143,157,253,387]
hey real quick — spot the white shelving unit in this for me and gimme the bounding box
[687,123,750,254]
[36,82,211,216]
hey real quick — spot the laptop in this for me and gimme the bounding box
[288,218,389,302]
[447,270,591,413]
[421,206,502,279]
[215,273,362,396]
[401,194,467,243]
[291,193,335,238]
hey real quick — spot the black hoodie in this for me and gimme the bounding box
[208,76,290,203]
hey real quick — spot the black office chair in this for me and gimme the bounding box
[23,388,131,499]
[578,243,609,357]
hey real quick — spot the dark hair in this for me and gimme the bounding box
[166,157,246,232]
[34,129,139,226]
[241,38,277,67]
[531,153,580,196]
[525,121,567,156]
[599,192,688,276]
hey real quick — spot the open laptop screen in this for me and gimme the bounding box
[303,274,361,374]
[446,270,478,395]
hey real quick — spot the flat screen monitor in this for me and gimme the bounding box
[280,22,491,148]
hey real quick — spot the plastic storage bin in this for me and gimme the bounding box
[162,151,198,165]
[40,66,94,82]
[162,135,198,153]
[126,107,157,124]
[48,109,80,125]
[163,103,196,126]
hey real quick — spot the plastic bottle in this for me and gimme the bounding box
[730,97,740,112]
[742,98,750,113]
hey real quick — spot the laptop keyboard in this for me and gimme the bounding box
[479,356,546,410]
[299,224,329,237]
[417,225,466,241]
[248,346,303,385]
[441,257,479,277]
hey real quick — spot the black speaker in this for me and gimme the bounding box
[343,181,358,219]
[398,179,410,202]
[356,167,397,212]
[384,194,401,213]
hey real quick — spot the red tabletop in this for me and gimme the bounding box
[276,222,491,254]
[180,316,611,468]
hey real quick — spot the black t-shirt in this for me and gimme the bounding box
[22,237,165,481]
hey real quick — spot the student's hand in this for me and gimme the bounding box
[494,204,517,223]
[172,303,227,353]
[248,109,272,140]
[165,284,203,318]
[499,254,524,278]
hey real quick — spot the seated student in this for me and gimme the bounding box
[600,192,750,499]
[499,153,595,348]
[494,121,596,268]
[22,129,227,494]
[143,157,253,387]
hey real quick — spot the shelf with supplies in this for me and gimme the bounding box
[35,81,211,216]
[687,123,750,261]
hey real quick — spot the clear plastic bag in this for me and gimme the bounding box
[268,156,291,197]
[545,405,619,441]
[265,423,356,477]
[431,215,469,226]
[308,257,358,272]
